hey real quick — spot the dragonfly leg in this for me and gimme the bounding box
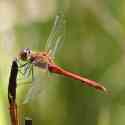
[31,65,34,81]
[17,63,30,77]
[18,62,29,68]
[17,63,33,81]
[18,69,25,76]
[17,66,33,86]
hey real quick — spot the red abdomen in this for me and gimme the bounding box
[48,63,107,92]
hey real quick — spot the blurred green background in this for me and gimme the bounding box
[0,0,125,125]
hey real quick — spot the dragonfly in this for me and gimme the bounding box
[8,58,19,125]
[17,13,107,103]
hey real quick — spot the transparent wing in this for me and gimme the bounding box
[23,71,48,104]
[23,77,42,104]
[45,12,66,58]
[16,60,44,104]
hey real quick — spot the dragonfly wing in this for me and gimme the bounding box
[23,79,41,104]
[23,75,41,104]
[45,12,66,58]
[23,72,47,104]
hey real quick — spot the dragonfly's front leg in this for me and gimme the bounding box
[18,63,30,76]
[17,64,34,87]
[17,60,34,82]
[27,64,34,82]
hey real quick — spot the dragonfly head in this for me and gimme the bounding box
[19,48,32,61]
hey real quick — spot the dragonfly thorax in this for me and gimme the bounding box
[32,60,48,69]
[30,52,52,69]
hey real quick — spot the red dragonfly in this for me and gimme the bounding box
[17,13,107,103]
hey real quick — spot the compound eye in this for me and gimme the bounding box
[24,48,31,54]
[28,50,31,54]
[20,48,31,61]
